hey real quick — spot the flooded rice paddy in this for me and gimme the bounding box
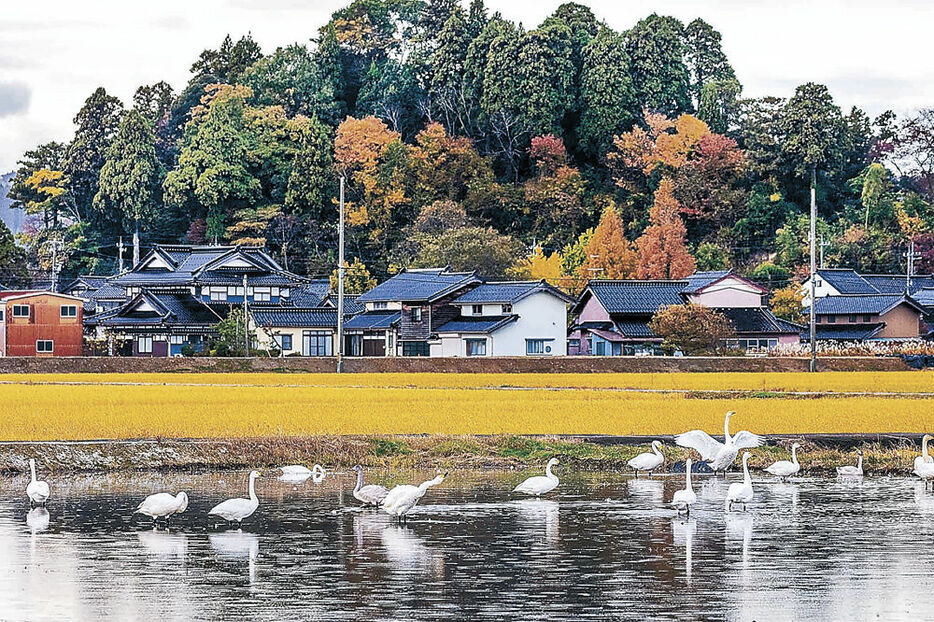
[2,469,934,621]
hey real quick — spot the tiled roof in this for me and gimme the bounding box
[323,293,365,315]
[289,280,331,307]
[863,274,934,295]
[435,315,518,333]
[816,269,878,295]
[453,281,573,304]
[582,280,687,315]
[612,320,658,339]
[95,291,220,327]
[681,270,731,293]
[89,283,125,300]
[716,307,800,335]
[357,269,480,303]
[344,311,401,330]
[811,323,886,341]
[252,307,338,328]
[810,295,921,315]
[914,288,934,307]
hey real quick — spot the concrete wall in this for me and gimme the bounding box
[0,355,911,373]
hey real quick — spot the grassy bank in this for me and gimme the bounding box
[0,372,930,441]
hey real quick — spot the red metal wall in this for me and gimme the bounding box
[3,294,83,357]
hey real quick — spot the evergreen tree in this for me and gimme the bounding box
[625,14,691,116]
[684,19,737,106]
[578,28,637,159]
[519,21,575,136]
[190,34,263,83]
[285,116,335,219]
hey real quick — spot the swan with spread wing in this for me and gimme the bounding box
[675,411,764,474]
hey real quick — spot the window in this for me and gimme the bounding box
[227,286,239,297]
[372,302,388,310]
[36,340,53,353]
[210,288,227,302]
[60,305,78,318]
[569,339,580,349]
[280,288,290,298]
[402,341,430,357]
[502,304,512,314]
[0,310,4,321]
[271,287,280,297]
[848,315,858,323]
[465,338,486,356]
[138,336,153,353]
[170,335,185,345]
[411,307,422,322]
[253,287,271,302]
[527,339,545,355]
[471,304,483,316]
[863,315,872,323]
[826,315,836,324]
[12,304,29,318]
[277,334,293,351]
[595,341,606,356]
[303,331,332,356]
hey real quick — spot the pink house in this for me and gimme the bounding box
[568,271,801,355]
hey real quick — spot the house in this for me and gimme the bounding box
[805,294,926,341]
[569,270,800,355]
[87,244,312,356]
[349,268,481,356]
[802,268,934,305]
[0,291,84,356]
[250,291,363,357]
[433,281,573,356]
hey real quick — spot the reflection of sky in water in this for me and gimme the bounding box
[1,471,934,620]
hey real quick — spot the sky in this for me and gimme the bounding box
[1,0,933,173]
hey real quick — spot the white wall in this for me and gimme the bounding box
[687,277,765,308]
[800,276,841,306]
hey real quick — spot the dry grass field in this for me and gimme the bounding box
[0,371,931,441]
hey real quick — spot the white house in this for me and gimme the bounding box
[433,281,573,357]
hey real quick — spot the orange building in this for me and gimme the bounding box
[0,291,84,357]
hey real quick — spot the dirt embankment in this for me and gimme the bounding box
[0,434,925,476]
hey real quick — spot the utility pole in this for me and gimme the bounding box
[337,176,345,373]
[243,273,250,357]
[819,235,830,269]
[132,223,140,267]
[46,238,63,292]
[905,238,918,294]
[809,166,818,373]
[117,237,125,273]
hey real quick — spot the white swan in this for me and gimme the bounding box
[675,411,764,474]
[914,459,934,490]
[726,452,754,511]
[914,435,933,472]
[764,443,801,481]
[672,458,697,515]
[513,458,560,497]
[25,459,50,506]
[836,450,863,477]
[353,465,390,506]
[627,441,665,477]
[382,473,447,521]
[209,471,261,526]
[135,492,189,524]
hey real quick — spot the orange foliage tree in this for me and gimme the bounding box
[579,204,638,282]
[636,178,696,279]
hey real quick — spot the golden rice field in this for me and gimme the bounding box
[0,371,931,441]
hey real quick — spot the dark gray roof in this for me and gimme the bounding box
[252,308,337,328]
[435,315,518,333]
[579,280,687,315]
[681,271,731,294]
[816,269,878,295]
[716,307,800,335]
[93,290,221,327]
[915,288,934,307]
[810,295,922,315]
[344,311,401,330]
[357,269,479,303]
[612,320,657,338]
[811,323,886,341]
[863,274,934,295]
[89,283,125,300]
[453,281,573,305]
[323,293,365,315]
[290,280,331,307]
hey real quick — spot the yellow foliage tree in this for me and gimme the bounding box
[512,245,564,286]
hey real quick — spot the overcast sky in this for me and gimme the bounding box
[1,0,933,173]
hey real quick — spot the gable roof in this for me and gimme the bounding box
[576,280,687,315]
[452,280,573,305]
[716,307,801,335]
[290,280,331,307]
[252,307,338,329]
[809,294,924,316]
[91,290,221,327]
[0,290,84,303]
[914,288,934,308]
[322,293,365,315]
[863,274,934,295]
[815,269,878,295]
[811,323,886,341]
[682,270,769,295]
[356,268,480,303]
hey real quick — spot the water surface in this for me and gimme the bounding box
[2,469,933,621]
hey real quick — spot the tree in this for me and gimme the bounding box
[285,116,335,219]
[63,87,124,221]
[214,308,254,357]
[241,43,340,123]
[694,241,729,270]
[8,142,67,213]
[857,162,891,228]
[407,122,495,212]
[625,14,691,116]
[428,7,474,135]
[578,28,637,159]
[648,303,734,354]
[890,108,934,202]
[190,34,263,83]
[356,59,424,136]
[411,226,525,278]
[636,178,695,278]
[769,286,805,323]
[748,262,791,290]
[0,220,29,285]
[524,135,587,249]
[331,257,377,293]
[513,245,563,285]
[93,110,164,235]
[561,227,594,279]
[696,78,741,134]
[579,204,637,280]
[225,205,282,246]
[683,19,737,106]
[518,20,575,136]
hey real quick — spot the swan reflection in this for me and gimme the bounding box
[381,525,442,576]
[725,513,753,569]
[210,530,260,585]
[513,499,560,546]
[138,529,188,563]
[627,478,664,503]
[26,507,50,534]
[671,517,695,584]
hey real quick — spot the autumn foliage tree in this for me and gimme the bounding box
[578,204,637,282]
[636,179,696,278]
[648,303,734,354]
[513,245,563,285]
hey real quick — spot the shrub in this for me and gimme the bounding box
[648,304,735,355]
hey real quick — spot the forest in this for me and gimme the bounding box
[2,0,933,297]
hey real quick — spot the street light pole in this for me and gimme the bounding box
[337,176,345,374]
[809,166,818,373]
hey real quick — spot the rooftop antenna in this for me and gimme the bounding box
[905,238,918,294]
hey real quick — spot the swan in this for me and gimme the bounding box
[914,460,934,491]
[726,452,754,511]
[836,450,863,477]
[25,459,50,506]
[352,465,390,506]
[513,458,560,497]
[764,443,801,481]
[672,458,697,515]
[135,492,189,525]
[627,441,665,477]
[914,435,933,472]
[382,473,447,521]
[675,411,764,474]
[209,470,261,526]
[311,464,326,483]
